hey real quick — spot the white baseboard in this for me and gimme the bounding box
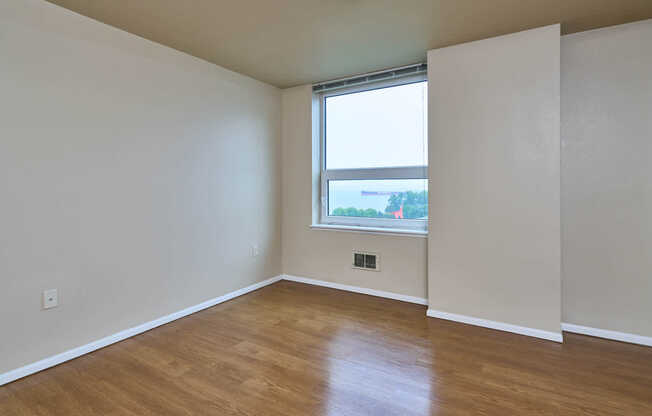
[7,275,649,386]
[0,275,282,387]
[426,309,563,343]
[282,274,428,305]
[561,323,652,347]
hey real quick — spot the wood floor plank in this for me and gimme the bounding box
[1,280,651,415]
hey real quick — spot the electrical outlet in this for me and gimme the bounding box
[251,244,259,257]
[43,289,58,309]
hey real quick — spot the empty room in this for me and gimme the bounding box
[2,0,652,414]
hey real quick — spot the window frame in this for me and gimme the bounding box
[318,74,428,231]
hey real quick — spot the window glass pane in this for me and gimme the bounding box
[325,81,428,170]
[328,179,428,220]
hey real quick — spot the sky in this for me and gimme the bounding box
[325,81,428,170]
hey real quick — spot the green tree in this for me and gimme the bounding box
[331,190,428,220]
[385,191,428,219]
[331,207,388,218]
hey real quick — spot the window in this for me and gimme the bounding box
[319,75,428,231]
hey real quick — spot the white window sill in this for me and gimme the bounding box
[310,224,428,238]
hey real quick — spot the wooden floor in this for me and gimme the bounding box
[1,281,651,415]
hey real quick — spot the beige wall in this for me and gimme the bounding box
[280,86,428,300]
[427,25,562,335]
[0,0,281,374]
[561,20,652,337]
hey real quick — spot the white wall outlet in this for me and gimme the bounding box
[43,289,58,309]
[251,244,259,257]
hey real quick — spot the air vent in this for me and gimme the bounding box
[352,251,380,272]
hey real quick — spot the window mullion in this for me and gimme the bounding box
[324,166,427,181]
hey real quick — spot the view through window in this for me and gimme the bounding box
[321,79,428,229]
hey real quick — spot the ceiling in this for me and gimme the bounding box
[46,0,652,88]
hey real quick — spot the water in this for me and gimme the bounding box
[329,190,390,212]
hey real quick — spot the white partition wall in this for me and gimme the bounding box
[561,20,652,340]
[427,25,562,341]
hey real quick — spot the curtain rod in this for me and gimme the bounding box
[312,62,427,93]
